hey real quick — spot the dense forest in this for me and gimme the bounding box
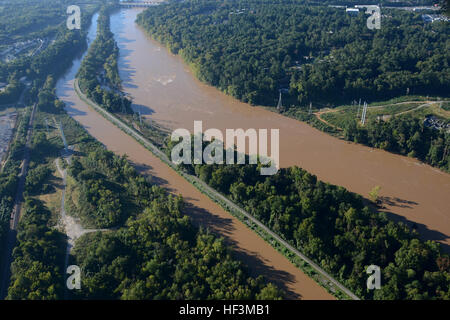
[0,0,84,45]
[0,0,107,105]
[4,76,282,299]
[67,148,282,299]
[7,197,66,299]
[0,0,103,106]
[67,149,146,228]
[77,4,133,114]
[171,141,450,299]
[0,75,23,105]
[137,0,449,107]
[6,96,68,299]
[343,115,449,172]
[2,0,449,301]
[0,109,30,268]
[73,218,281,299]
[70,155,281,299]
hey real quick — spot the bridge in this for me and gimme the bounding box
[119,1,162,7]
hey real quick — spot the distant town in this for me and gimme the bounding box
[0,37,53,63]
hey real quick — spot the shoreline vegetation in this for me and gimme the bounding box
[1,1,104,298]
[1,0,449,301]
[75,74,450,299]
[285,98,450,172]
[75,4,449,300]
[173,145,450,300]
[77,4,133,115]
[6,75,282,299]
[135,0,450,173]
[0,107,30,270]
[73,4,450,300]
[0,0,104,109]
[74,78,353,300]
[65,6,283,300]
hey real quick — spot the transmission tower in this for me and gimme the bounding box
[45,118,49,134]
[276,91,282,111]
[361,101,368,125]
[357,98,361,118]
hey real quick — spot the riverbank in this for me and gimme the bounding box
[57,16,336,296]
[74,77,345,299]
[283,98,450,173]
[111,8,449,253]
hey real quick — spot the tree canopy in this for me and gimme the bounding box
[77,4,133,114]
[137,0,449,107]
[173,143,450,300]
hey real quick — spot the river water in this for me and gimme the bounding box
[55,8,450,299]
[56,9,333,300]
[110,9,450,251]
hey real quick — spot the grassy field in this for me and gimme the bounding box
[24,99,102,230]
[36,164,63,227]
[284,108,341,135]
[319,97,450,131]
[115,112,168,148]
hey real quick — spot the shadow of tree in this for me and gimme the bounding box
[181,199,302,300]
[381,209,450,253]
[379,196,419,209]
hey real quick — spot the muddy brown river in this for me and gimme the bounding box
[56,8,449,299]
[111,9,450,251]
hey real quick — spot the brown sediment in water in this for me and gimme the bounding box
[58,78,334,301]
[110,9,450,252]
[56,10,334,300]
[56,7,450,299]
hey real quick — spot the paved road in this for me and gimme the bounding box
[0,102,37,299]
